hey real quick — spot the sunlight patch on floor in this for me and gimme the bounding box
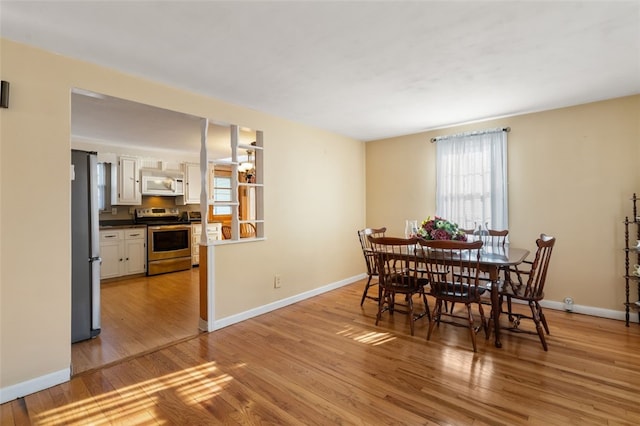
[433,342,496,392]
[36,361,231,425]
[337,326,396,345]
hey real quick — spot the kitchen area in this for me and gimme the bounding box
[70,90,263,375]
[98,161,222,281]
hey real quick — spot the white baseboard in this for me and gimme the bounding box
[198,317,209,332]
[0,368,70,404]
[540,299,631,321]
[216,278,635,329]
[213,273,367,330]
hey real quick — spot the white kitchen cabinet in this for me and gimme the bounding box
[100,227,146,279]
[123,228,146,275]
[100,230,124,279]
[177,162,201,205]
[117,155,141,205]
[191,222,221,266]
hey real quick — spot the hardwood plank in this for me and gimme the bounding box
[0,400,15,425]
[2,398,31,426]
[3,279,640,425]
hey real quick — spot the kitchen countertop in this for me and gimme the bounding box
[99,220,145,230]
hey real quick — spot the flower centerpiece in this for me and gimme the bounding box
[417,216,467,241]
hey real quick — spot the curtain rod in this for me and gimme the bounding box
[430,127,510,143]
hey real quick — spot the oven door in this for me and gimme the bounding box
[148,225,191,261]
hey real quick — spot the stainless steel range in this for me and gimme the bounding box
[134,208,191,276]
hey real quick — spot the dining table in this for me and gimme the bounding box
[370,240,529,348]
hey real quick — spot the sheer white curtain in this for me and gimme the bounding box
[435,128,508,231]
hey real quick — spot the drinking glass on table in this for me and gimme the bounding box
[405,220,418,238]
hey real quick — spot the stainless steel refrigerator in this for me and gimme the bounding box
[71,149,101,343]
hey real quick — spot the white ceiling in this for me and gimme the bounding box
[1,0,639,151]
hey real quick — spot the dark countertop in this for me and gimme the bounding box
[99,220,145,230]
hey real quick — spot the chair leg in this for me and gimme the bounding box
[427,299,443,341]
[375,288,388,326]
[360,275,373,306]
[529,301,548,351]
[478,302,489,339]
[421,288,431,322]
[486,295,497,340]
[408,294,415,336]
[507,295,514,322]
[537,302,550,334]
[466,304,477,352]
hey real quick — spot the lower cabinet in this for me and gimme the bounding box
[100,228,147,279]
[191,223,222,266]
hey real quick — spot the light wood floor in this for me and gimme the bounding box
[3,279,640,425]
[71,268,201,375]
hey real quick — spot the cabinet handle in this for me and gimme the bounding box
[130,233,140,237]
[105,235,116,238]
[119,258,123,262]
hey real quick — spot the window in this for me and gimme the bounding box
[213,175,232,215]
[96,162,111,212]
[435,128,508,231]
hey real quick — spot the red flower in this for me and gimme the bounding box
[431,229,451,240]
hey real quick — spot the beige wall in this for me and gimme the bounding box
[0,39,365,393]
[367,95,640,312]
[215,122,366,318]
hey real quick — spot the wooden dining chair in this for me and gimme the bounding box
[419,239,487,352]
[367,235,430,336]
[497,234,556,351]
[465,228,508,245]
[486,229,508,245]
[240,222,256,238]
[478,228,509,284]
[451,230,508,312]
[357,227,387,306]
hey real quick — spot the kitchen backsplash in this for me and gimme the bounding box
[99,196,200,222]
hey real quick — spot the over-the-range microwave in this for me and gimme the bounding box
[140,169,184,196]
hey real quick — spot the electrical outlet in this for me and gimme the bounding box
[563,297,574,312]
[274,274,281,288]
[111,207,118,215]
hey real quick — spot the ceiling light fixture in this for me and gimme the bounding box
[238,150,255,183]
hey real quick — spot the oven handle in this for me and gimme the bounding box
[147,225,192,231]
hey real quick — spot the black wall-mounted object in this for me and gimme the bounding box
[0,81,9,108]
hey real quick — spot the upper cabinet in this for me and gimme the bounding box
[176,162,201,205]
[117,155,141,205]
